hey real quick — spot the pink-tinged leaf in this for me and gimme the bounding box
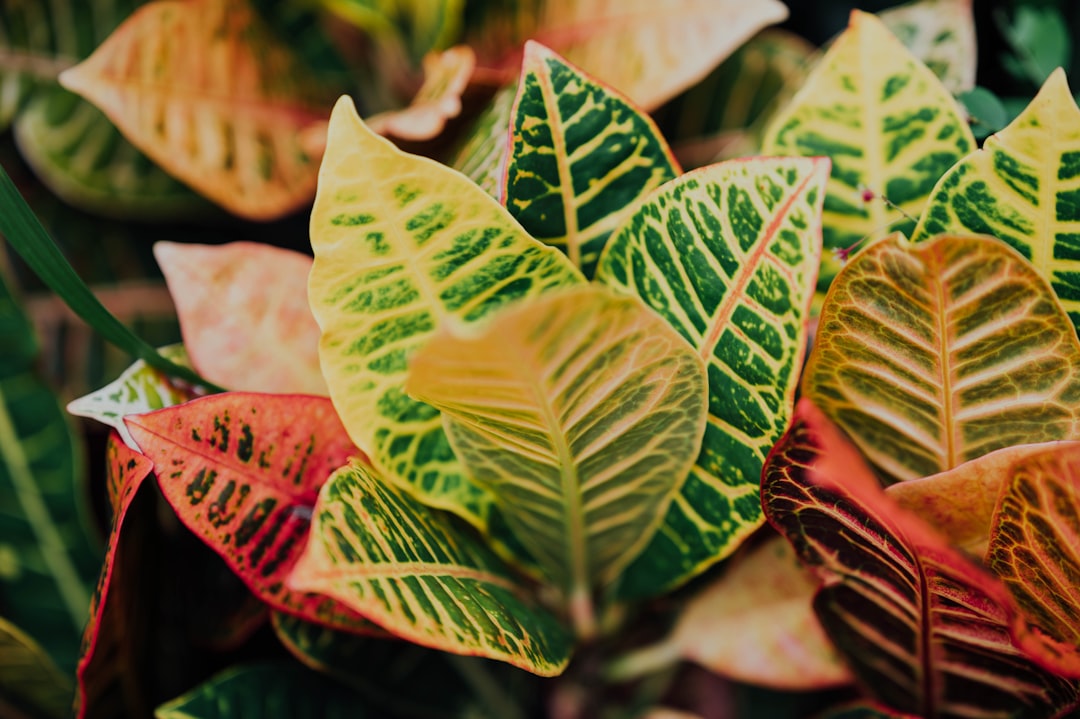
[154,242,326,396]
[367,46,475,141]
[75,434,155,719]
[124,393,375,633]
[762,400,1080,718]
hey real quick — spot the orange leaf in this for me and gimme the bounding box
[367,46,476,141]
[154,241,326,395]
[59,0,328,220]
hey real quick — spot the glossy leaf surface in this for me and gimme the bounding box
[367,46,475,142]
[595,157,827,598]
[59,0,329,219]
[761,10,974,292]
[288,460,573,676]
[407,286,706,616]
[803,232,1080,483]
[879,0,977,94]
[154,242,326,395]
[505,42,679,277]
[913,69,1080,332]
[125,393,372,631]
[308,95,582,528]
[0,615,73,719]
[763,400,1080,718]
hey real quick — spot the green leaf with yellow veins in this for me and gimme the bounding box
[761,10,974,294]
[450,83,516,199]
[803,233,1080,484]
[595,156,828,599]
[308,96,584,530]
[288,459,573,676]
[406,285,706,636]
[505,42,679,278]
[879,0,977,94]
[913,69,1080,333]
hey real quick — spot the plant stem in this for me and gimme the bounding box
[569,585,597,641]
[604,638,680,683]
[0,49,76,81]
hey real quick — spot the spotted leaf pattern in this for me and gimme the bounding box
[595,156,828,598]
[505,42,679,277]
[406,286,706,631]
[761,10,974,293]
[913,69,1080,333]
[308,95,583,530]
[124,393,375,633]
[288,460,573,675]
[803,232,1080,484]
[763,400,1080,719]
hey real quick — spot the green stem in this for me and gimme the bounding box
[604,638,680,683]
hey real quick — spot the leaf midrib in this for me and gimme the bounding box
[536,56,581,267]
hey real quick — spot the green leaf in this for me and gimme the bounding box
[308,95,583,530]
[318,0,464,63]
[763,399,1080,718]
[154,662,368,719]
[595,156,828,599]
[803,232,1080,483]
[997,5,1071,87]
[913,69,1080,333]
[450,84,516,198]
[288,459,573,676]
[761,10,974,294]
[0,615,73,719]
[956,86,1009,139]
[505,42,679,278]
[879,0,977,94]
[0,265,100,673]
[124,393,376,633]
[406,285,706,635]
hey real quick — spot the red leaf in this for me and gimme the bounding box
[124,393,376,633]
[762,400,1079,718]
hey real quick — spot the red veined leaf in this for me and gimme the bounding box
[762,400,1080,718]
[124,393,378,634]
[75,434,155,719]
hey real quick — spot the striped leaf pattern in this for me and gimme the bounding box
[406,286,706,629]
[761,10,974,293]
[124,393,376,633]
[595,157,828,598]
[308,95,583,529]
[879,0,977,94]
[58,0,330,220]
[913,69,1080,332]
[288,460,573,675]
[505,42,679,277]
[450,84,516,198]
[803,233,1080,484]
[763,400,1080,719]
[0,615,73,719]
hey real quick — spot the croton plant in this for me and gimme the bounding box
[6,0,1080,717]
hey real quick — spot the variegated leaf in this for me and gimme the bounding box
[366,45,475,142]
[913,69,1080,332]
[58,0,330,220]
[67,344,194,449]
[761,10,974,293]
[879,0,977,94]
[763,399,1080,718]
[505,42,679,278]
[450,84,516,198]
[154,242,326,396]
[308,95,583,529]
[124,393,376,633]
[406,285,706,634]
[803,232,1080,483]
[595,157,828,599]
[288,460,573,676]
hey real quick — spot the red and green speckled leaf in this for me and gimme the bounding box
[74,434,155,719]
[154,242,326,396]
[595,157,828,599]
[912,69,1080,333]
[124,393,375,633]
[288,459,573,676]
[308,95,583,531]
[406,285,706,637]
[761,10,974,294]
[803,232,1080,484]
[504,42,679,277]
[763,400,1080,718]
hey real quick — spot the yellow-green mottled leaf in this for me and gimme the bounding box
[288,460,572,676]
[309,95,583,530]
[803,233,1080,484]
[913,69,1080,334]
[506,42,679,278]
[761,10,974,294]
[406,285,706,635]
[595,156,828,599]
[879,0,977,94]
